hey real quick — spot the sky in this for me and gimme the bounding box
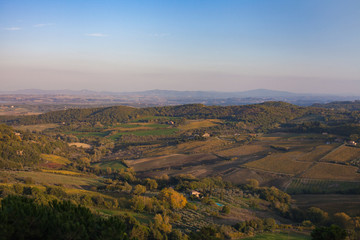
[1,0,360,94]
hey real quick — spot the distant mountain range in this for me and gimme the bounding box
[0,89,359,106]
[0,88,345,97]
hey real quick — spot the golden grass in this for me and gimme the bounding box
[301,163,360,181]
[68,142,92,149]
[321,145,360,163]
[178,119,222,130]
[215,144,268,157]
[297,144,339,162]
[41,169,83,176]
[14,123,59,131]
[41,154,71,165]
[245,152,313,175]
[65,188,114,199]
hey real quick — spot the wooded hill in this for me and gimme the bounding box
[3,101,360,136]
[2,102,306,126]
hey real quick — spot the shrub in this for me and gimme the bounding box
[311,225,347,240]
[221,205,230,214]
[133,184,146,195]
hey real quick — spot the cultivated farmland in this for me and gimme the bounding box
[296,144,339,162]
[301,162,360,181]
[244,152,313,175]
[320,145,360,163]
[286,178,360,194]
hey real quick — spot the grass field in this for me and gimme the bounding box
[2,170,103,188]
[133,116,179,122]
[41,154,71,165]
[178,119,222,130]
[91,161,127,170]
[301,162,360,181]
[321,145,360,163]
[110,123,169,132]
[14,123,60,131]
[286,178,360,194]
[68,142,92,149]
[245,152,313,175]
[68,131,111,138]
[108,128,179,140]
[243,232,310,240]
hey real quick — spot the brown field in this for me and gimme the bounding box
[178,119,222,130]
[297,144,339,162]
[301,162,360,181]
[0,170,103,188]
[68,142,92,149]
[320,145,360,163]
[215,143,268,158]
[154,138,229,156]
[257,136,283,142]
[222,167,292,187]
[293,194,360,216]
[244,152,313,175]
[126,153,221,172]
[14,123,60,131]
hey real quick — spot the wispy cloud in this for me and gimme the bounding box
[4,27,21,31]
[33,23,54,28]
[85,33,108,37]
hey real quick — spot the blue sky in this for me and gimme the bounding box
[1,0,359,94]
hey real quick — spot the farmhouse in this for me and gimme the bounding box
[190,190,201,198]
[202,133,210,138]
[347,141,357,146]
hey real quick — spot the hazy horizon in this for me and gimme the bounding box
[1,0,360,94]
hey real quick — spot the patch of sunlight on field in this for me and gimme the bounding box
[41,169,84,176]
[3,171,102,187]
[245,152,312,175]
[0,183,46,191]
[301,162,360,181]
[297,144,339,162]
[14,124,60,131]
[68,142,92,149]
[41,154,71,165]
[65,188,114,199]
[321,145,360,163]
[178,119,222,130]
